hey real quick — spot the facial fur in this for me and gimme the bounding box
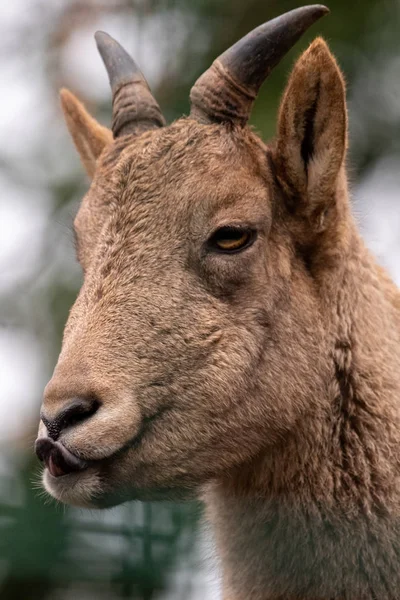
[41,113,331,506]
[39,35,368,511]
[34,17,400,599]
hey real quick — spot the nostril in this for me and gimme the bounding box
[41,396,100,441]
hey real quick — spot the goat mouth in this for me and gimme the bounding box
[35,437,89,478]
[35,404,171,479]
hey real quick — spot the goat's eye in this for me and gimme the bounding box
[208,226,256,253]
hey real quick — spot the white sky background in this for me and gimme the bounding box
[0,1,399,598]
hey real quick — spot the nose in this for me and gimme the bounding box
[41,396,99,441]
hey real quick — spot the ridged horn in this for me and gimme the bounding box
[190,5,329,126]
[95,31,166,137]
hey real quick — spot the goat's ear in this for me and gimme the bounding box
[275,38,347,219]
[60,88,112,179]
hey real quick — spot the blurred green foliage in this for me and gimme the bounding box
[1,456,199,599]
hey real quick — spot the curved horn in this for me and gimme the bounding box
[190,5,329,126]
[95,31,166,137]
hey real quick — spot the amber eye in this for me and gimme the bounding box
[208,226,256,254]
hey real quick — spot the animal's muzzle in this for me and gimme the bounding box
[35,437,88,477]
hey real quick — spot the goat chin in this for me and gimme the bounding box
[43,464,198,508]
[43,467,104,508]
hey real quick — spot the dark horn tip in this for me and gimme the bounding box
[294,4,330,22]
[312,4,330,14]
[94,30,147,94]
[94,31,119,58]
[291,4,330,26]
[294,4,329,16]
[94,30,111,44]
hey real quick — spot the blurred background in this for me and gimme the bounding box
[0,0,399,598]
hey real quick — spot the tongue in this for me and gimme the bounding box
[48,452,68,477]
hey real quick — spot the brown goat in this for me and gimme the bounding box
[35,5,400,599]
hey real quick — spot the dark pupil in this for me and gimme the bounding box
[218,227,243,240]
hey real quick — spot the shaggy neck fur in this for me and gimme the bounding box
[207,210,400,600]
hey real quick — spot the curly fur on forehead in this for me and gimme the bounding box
[101,118,267,185]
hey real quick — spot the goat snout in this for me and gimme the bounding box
[35,437,88,477]
[41,397,100,441]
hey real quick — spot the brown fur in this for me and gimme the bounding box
[39,39,400,599]
[60,88,112,177]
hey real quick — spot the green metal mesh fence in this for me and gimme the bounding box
[0,456,200,600]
